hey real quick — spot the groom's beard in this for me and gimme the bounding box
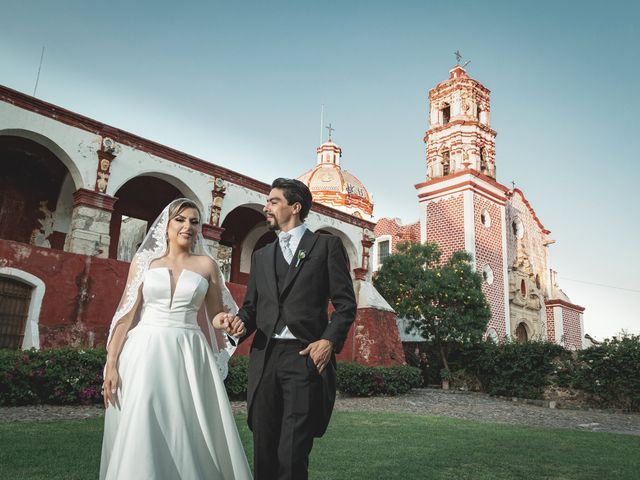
[266,216,279,231]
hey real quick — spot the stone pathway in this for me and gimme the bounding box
[2,389,639,436]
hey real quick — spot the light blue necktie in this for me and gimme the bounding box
[280,232,293,264]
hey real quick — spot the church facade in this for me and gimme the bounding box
[372,65,585,350]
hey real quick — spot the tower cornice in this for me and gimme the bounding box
[424,119,497,140]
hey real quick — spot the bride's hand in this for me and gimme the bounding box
[212,312,231,330]
[103,364,119,409]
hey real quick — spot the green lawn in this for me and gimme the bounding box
[0,412,638,479]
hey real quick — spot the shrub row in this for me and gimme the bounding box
[0,348,422,405]
[0,348,105,406]
[458,335,640,411]
[336,362,422,396]
[462,340,569,399]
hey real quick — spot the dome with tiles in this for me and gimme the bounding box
[297,139,373,220]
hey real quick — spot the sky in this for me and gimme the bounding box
[2,0,638,340]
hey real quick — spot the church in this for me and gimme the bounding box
[371,64,585,350]
[0,62,584,361]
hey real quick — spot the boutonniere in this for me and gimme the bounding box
[295,250,307,267]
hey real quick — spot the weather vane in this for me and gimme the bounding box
[454,50,471,68]
[325,123,335,139]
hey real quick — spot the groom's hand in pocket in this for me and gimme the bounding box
[299,339,333,374]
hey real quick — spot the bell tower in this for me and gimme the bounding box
[425,64,497,180]
[416,61,510,340]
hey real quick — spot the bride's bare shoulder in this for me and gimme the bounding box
[190,255,219,279]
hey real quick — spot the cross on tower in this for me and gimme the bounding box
[453,50,471,68]
[325,123,335,139]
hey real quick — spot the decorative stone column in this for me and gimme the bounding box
[64,189,117,258]
[201,177,233,278]
[201,223,225,258]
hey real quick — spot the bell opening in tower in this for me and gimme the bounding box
[442,104,451,125]
[442,150,450,176]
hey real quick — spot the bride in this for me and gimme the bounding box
[99,198,252,479]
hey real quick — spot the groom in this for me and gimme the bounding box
[230,178,357,480]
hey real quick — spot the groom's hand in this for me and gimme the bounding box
[299,339,333,374]
[226,316,246,337]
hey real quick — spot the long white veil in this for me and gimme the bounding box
[105,198,237,378]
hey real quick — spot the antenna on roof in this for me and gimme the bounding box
[320,104,325,144]
[33,46,45,97]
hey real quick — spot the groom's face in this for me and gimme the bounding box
[264,188,299,231]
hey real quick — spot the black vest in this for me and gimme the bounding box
[274,243,291,334]
[275,242,290,293]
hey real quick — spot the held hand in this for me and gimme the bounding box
[226,316,246,337]
[103,364,120,409]
[299,339,333,374]
[212,312,232,330]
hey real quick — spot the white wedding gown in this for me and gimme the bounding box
[100,268,252,480]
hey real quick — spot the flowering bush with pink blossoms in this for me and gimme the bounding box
[0,348,105,406]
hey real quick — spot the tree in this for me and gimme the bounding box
[373,242,491,374]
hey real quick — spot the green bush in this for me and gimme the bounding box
[224,355,249,399]
[336,362,422,396]
[572,334,640,411]
[0,348,105,406]
[0,348,252,405]
[462,340,568,399]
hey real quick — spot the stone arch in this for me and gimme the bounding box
[0,268,45,349]
[0,134,79,249]
[240,223,273,273]
[110,175,203,260]
[108,170,201,207]
[220,204,273,284]
[313,225,358,272]
[515,320,531,343]
[0,129,83,190]
[219,201,264,226]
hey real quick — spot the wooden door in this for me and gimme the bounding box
[0,277,32,349]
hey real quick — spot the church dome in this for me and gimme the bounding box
[297,139,373,220]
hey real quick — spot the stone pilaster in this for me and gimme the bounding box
[201,223,229,273]
[64,189,117,258]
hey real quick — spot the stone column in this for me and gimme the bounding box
[64,189,117,258]
[201,223,225,258]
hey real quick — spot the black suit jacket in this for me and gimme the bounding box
[237,228,357,437]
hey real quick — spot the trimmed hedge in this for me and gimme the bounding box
[462,340,569,399]
[336,362,422,397]
[0,349,422,405]
[572,334,640,411]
